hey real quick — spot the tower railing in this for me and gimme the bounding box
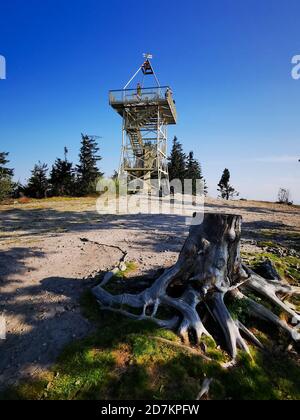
[109,86,171,105]
[109,86,177,124]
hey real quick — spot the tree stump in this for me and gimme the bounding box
[93,213,300,359]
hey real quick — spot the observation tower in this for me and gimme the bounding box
[109,54,177,192]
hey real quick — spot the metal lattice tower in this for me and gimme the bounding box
[109,54,177,193]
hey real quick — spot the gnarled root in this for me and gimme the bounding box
[208,291,250,358]
[243,269,300,323]
[173,287,213,344]
[233,289,300,342]
[92,213,300,360]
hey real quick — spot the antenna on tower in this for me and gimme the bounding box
[123,53,160,89]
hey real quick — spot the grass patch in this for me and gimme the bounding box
[242,248,300,314]
[225,295,251,325]
[114,261,138,279]
[210,350,300,400]
[242,251,300,284]
[258,230,300,251]
[2,290,300,400]
[103,262,139,295]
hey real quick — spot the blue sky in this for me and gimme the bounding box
[0,0,299,202]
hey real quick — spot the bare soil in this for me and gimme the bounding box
[0,196,299,389]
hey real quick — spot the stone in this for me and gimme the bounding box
[119,262,127,272]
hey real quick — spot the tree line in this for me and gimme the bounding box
[0,134,103,200]
[168,136,238,199]
[0,134,239,201]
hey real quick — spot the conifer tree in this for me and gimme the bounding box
[0,152,14,178]
[185,151,208,196]
[76,135,103,195]
[26,162,49,198]
[217,168,239,200]
[168,136,186,182]
[0,152,14,201]
[50,147,75,196]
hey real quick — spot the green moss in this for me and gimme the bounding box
[290,295,300,313]
[258,230,300,251]
[210,350,300,400]
[114,261,138,280]
[103,261,139,295]
[226,296,251,324]
[130,335,177,364]
[2,292,300,400]
[196,335,227,363]
[257,241,280,248]
[0,377,50,400]
[153,329,179,342]
[243,251,300,284]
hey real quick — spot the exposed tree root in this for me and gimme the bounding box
[233,290,300,342]
[92,213,300,360]
[208,291,250,359]
[147,336,212,361]
[235,320,263,349]
[244,269,300,323]
[197,378,213,400]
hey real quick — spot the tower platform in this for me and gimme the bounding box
[109,86,177,125]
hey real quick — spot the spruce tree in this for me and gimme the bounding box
[26,162,49,198]
[0,152,14,178]
[217,168,239,200]
[76,135,103,195]
[168,136,186,183]
[185,151,208,196]
[50,147,75,196]
[0,152,14,201]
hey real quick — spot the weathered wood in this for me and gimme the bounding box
[92,212,300,360]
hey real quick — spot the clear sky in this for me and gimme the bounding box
[0,0,299,203]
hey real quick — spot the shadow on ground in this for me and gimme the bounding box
[0,269,95,389]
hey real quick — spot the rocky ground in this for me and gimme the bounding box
[0,196,299,389]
